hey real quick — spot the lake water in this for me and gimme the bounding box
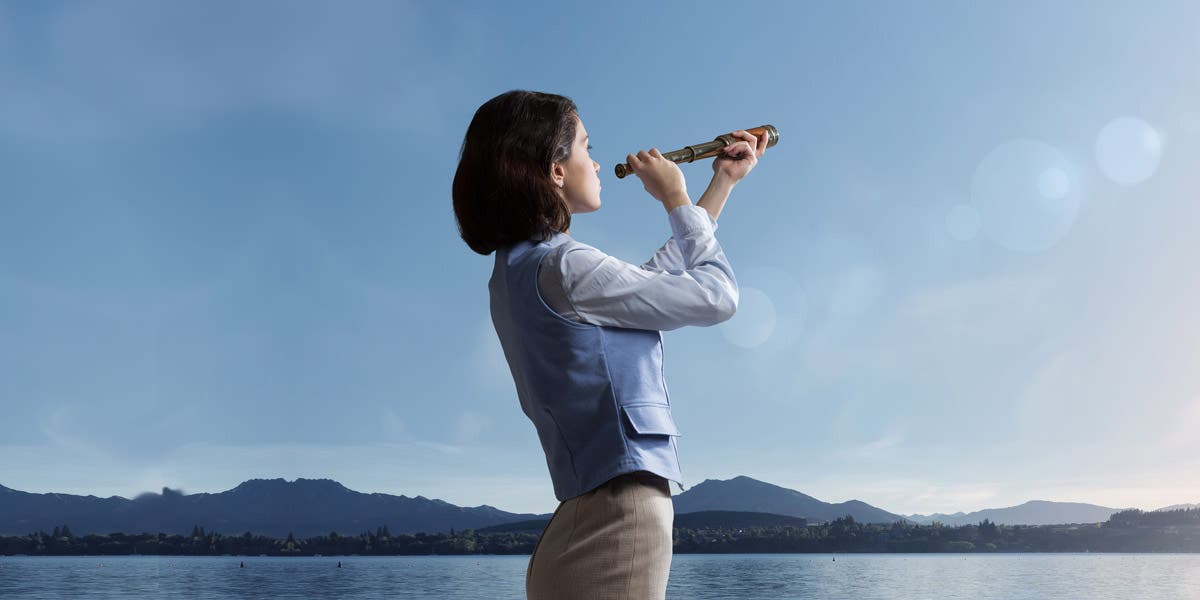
[1,553,1198,599]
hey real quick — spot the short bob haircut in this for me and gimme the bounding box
[453,90,577,255]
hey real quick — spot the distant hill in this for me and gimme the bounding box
[671,476,906,524]
[905,500,1131,526]
[477,509,812,535]
[1155,503,1200,512]
[0,479,550,538]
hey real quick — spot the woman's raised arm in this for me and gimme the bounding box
[540,203,738,331]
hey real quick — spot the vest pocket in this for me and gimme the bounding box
[620,403,681,437]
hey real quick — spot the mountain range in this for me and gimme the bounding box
[672,475,906,523]
[0,479,544,538]
[1,476,1188,537]
[903,500,1132,526]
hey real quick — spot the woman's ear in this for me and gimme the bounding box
[550,162,566,188]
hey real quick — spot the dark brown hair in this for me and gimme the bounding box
[453,90,577,255]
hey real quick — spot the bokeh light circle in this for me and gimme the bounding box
[970,139,1081,253]
[718,286,776,349]
[1094,116,1162,185]
[1038,167,1070,199]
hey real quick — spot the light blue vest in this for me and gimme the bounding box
[490,232,685,501]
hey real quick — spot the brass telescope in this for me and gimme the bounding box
[614,124,779,179]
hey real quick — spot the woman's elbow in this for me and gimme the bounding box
[711,292,738,324]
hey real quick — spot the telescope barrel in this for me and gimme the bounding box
[614,124,779,179]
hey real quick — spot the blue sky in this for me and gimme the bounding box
[1,0,1197,516]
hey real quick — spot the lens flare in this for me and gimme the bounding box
[718,286,777,349]
[971,139,1081,253]
[1095,116,1163,186]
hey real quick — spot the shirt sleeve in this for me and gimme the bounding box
[552,204,738,331]
[640,209,718,272]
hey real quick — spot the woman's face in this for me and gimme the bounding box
[551,114,602,215]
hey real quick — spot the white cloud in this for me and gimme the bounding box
[842,430,906,459]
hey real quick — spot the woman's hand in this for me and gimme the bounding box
[626,148,689,209]
[712,129,769,184]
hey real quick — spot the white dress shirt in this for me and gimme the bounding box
[537,204,738,331]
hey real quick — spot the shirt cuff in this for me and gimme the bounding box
[668,203,716,238]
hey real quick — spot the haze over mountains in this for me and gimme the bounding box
[1,476,1188,538]
[903,500,1132,527]
[1156,503,1200,512]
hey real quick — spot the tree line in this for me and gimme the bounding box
[3,508,1197,556]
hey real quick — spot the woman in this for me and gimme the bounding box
[453,90,767,599]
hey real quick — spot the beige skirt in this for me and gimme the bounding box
[526,470,674,600]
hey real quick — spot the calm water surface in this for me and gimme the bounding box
[1,553,1198,599]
